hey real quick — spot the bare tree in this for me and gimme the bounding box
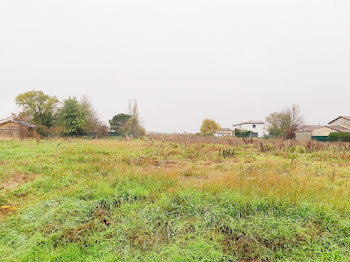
[289,104,304,130]
[126,99,145,138]
[95,123,109,138]
[284,104,304,139]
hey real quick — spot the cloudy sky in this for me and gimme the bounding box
[1,0,349,133]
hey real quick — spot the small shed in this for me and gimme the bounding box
[0,116,35,138]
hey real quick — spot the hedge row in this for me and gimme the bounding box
[328,132,350,142]
[234,129,251,138]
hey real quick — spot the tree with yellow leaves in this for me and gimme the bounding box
[200,118,221,136]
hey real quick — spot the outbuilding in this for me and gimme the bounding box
[328,116,350,127]
[214,128,233,137]
[296,125,350,141]
[0,116,35,138]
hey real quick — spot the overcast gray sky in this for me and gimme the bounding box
[1,0,349,133]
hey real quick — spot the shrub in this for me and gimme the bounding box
[34,125,50,137]
[235,129,251,138]
[328,132,350,142]
[93,124,109,138]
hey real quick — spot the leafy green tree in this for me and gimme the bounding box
[266,104,303,139]
[265,112,290,137]
[200,119,221,136]
[109,113,132,136]
[59,98,87,136]
[15,90,59,128]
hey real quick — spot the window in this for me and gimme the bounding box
[253,125,256,128]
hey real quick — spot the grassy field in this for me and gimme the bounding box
[0,138,349,261]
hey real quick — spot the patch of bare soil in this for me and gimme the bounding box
[0,173,33,191]
[0,206,17,219]
[0,161,9,165]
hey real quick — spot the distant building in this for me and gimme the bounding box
[296,116,350,141]
[328,116,350,127]
[296,126,332,141]
[214,128,233,137]
[0,116,35,138]
[233,121,266,138]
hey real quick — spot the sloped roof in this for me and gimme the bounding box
[328,116,350,124]
[327,125,350,132]
[233,120,264,126]
[220,128,232,132]
[215,130,232,134]
[296,125,350,133]
[0,116,35,128]
[296,125,324,132]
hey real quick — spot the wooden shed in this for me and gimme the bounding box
[0,116,35,138]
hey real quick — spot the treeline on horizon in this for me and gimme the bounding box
[13,90,304,140]
[8,92,350,142]
[14,90,145,138]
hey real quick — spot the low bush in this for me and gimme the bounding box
[34,125,50,137]
[234,129,251,138]
[329,132,350,142]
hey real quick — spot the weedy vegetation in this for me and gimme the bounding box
[0,137,349,261]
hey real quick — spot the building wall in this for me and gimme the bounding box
[312,127,336,137]
[330,118,350,127]
[0,122,20,137]
[0,122,33,138]
[234,124,266,137]
[296,127,338,141]
[295,132,312,141]
[214,132,232,137]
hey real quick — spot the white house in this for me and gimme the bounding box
[213,128,233,137]
[233,121,266,138]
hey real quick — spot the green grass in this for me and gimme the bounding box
[0,139,349,261]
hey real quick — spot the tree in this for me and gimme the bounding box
[200,119,221,136]
[125,100,145,138]
[59,97,87,136]
[79,95,99,135]
[265,112,290,137]
[289,104,304,129]
[266,104,304,139]
[109,113,132,136]
[56,96,105,137]
[15,90,59,128]
[94,123,109,138]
